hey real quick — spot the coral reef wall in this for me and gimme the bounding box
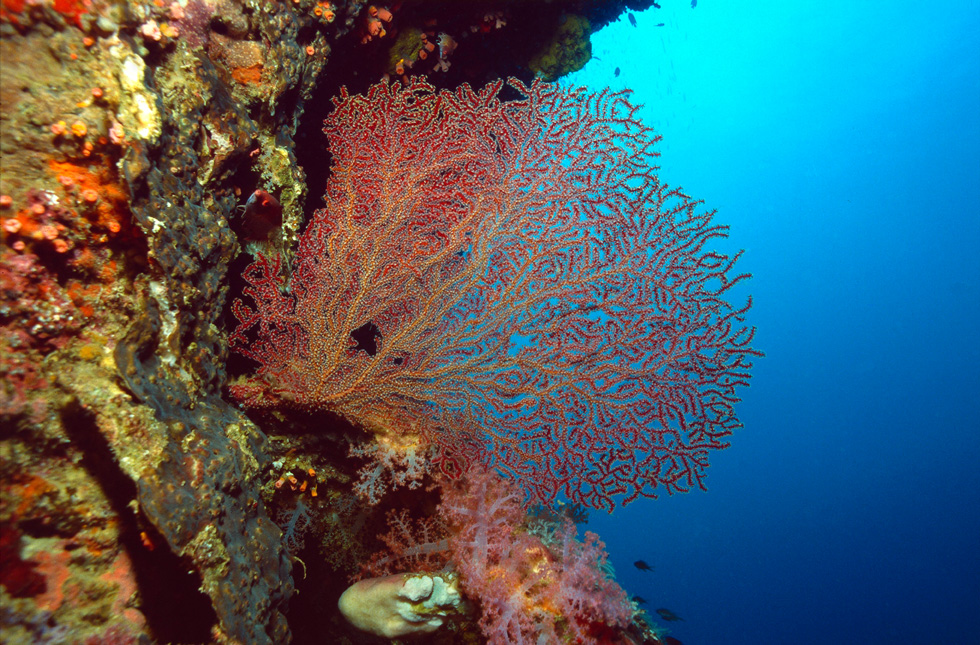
[2,0,684,643]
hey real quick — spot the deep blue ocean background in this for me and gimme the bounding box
[562,2,980,643]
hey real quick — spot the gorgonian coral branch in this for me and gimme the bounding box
[230,77,760,510]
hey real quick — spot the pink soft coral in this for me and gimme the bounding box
[356,465,632,642]
[552,527,632,642]
[440,466,631,643]
[360,509,450,578]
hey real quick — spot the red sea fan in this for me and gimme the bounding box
[230,77,760,509]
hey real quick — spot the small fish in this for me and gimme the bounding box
[241,189,282,241]
[632,595,648,604]
[656,23,665,27]
[664,637,684,645]
[656,608,684,622]
[634,560,654,572]
[614,67,621,77]
[691,0,697,7]
[628,12,637,27]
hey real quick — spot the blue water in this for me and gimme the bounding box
[563,2,980,643]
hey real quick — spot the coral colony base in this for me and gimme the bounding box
[0,1,758,643]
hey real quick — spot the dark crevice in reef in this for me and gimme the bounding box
[59,401,218,644]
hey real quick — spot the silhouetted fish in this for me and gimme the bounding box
[614,67,621,77]
[628,12,637,27]
[691,0,697,7]
[634,560,654,571]
[656,23,665,27]
[632,595,648,604]
[241,189,282,241]
[656,608,684,621]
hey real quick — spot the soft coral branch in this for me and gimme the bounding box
[440,466,631,644]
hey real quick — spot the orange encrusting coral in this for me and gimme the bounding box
[65,280,102,317]
[48,159,131,240]
[52,0,90,26]
[231,64,264,85]
[0,0,25,22]
[5,474,58,519]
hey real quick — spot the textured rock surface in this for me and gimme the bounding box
[1,0,664,642]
